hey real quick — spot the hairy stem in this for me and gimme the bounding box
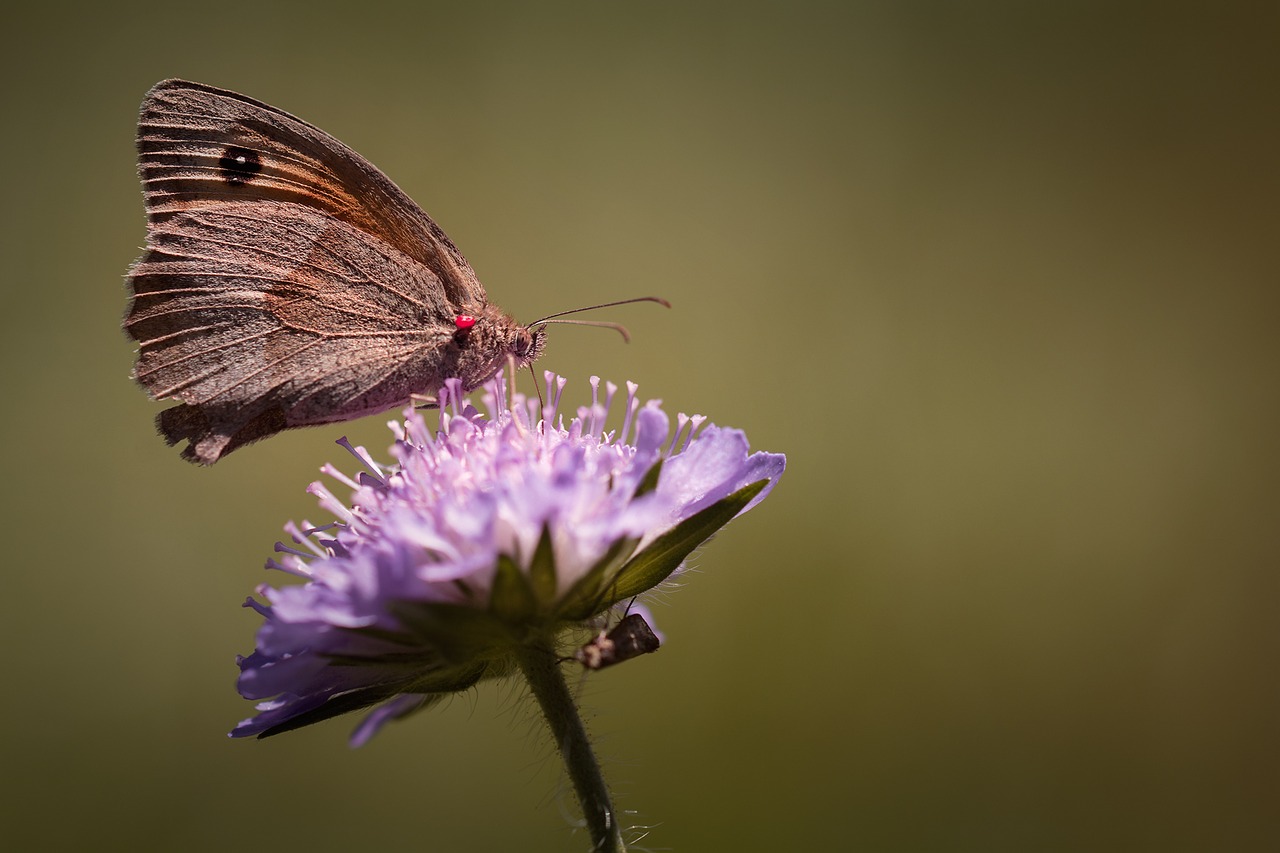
[514,635,625,852]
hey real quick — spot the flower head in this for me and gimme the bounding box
[231,372,785,745]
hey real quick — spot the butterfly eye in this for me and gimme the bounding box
[516,329,535,358]
[454,315,476,331]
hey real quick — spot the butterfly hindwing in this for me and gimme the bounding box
[127,202,459,463]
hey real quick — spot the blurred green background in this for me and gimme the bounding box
[4,3,1277,850]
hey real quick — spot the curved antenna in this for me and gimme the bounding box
[536,318,633,343]
[528,296,670,329]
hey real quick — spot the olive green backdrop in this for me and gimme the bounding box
[4,3,1277,851]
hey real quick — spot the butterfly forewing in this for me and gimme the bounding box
[134,79,484,304]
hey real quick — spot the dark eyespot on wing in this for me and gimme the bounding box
[219,146,262,185]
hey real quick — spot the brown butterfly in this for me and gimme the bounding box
[125,79,661,464]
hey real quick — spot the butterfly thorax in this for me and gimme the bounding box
[447,303,545,391]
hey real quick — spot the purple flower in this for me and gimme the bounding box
[231,372,785,745]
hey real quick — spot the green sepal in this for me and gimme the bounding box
[605,479,769,603]
[528,524,558,605]
[341,625,425,647]
[253,662,487,739]
[633,458,664,498]
[321,646,444,668]
[554,534,642,622]
[403,660,492,695]
[388,601,514,665]
[254,682,431,739]
[489,554,537,623]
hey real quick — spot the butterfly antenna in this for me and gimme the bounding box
[537,318,636,343]
[528,296,670,328]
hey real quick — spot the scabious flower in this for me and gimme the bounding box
[231,372,784,747]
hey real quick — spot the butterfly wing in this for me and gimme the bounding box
[134,78,485,305]
[126,80,484,464]
[129,202,467,463]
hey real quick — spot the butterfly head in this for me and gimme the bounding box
[450,305,545,390]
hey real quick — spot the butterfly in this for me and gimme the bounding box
[125,79,662,464]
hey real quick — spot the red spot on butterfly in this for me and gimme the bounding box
[454,315,476,330]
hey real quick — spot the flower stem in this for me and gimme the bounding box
[515,635,626,852]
